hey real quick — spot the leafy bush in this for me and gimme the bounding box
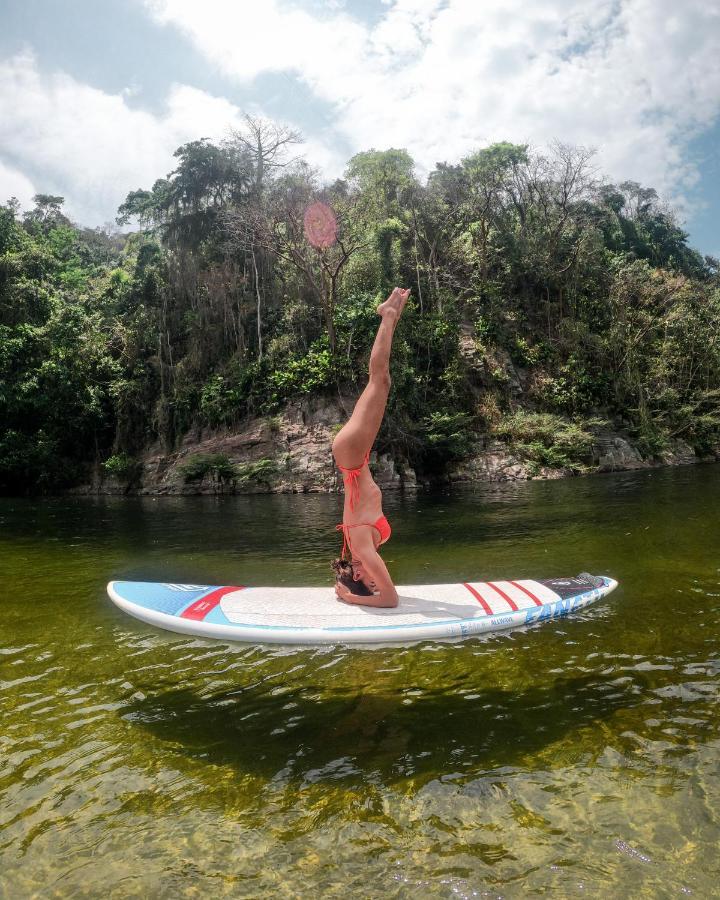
[661,389,720,456]
[509,336,543,368]
[234,458,277,486]
[632,425,669,460]
[102,453,142,482]
[268,339,335,399]
[421,410,476,463]
[473,314,496,346]
[176,453,277,487]
[177,452,238,483]
[494,411,602,473]
[476,391,503,427]
[199,361,268,425]
[530,355,608,414]
[199,339,338,427]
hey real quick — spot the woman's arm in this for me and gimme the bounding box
[334,530,399,608]
[335,579,398,607]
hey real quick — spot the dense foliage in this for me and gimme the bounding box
[1,124,719,494]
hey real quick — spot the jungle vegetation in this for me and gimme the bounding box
[1,116,719,494]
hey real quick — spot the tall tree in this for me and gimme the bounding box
[225,163,370,355]
[116,138,253,251]
[226,114,303,198]
[22,194,72,233]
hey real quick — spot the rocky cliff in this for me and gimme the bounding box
[71,396,713,497]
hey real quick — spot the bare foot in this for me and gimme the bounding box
[377,287,410,319]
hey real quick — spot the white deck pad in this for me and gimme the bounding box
[107,575,618,645]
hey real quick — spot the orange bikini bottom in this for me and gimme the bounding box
[335,515,392,560]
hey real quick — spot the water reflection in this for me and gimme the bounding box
[124,673,649,782]
[1,465,719,896]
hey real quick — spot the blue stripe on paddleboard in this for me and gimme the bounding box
[202,603,233,625]
[113,582,221,616]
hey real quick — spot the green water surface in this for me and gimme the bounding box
[1,465,719,897]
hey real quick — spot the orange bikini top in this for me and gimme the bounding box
[336,450,370,512]
[335,451,392,559]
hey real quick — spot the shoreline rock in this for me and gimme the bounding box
[67,401,716,497]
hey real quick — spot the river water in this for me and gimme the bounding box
[1,465,719,897]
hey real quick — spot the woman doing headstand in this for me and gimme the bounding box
[331,286,410,607]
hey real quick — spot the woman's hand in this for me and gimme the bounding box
[335,581,370,604]
[340,530,399,609]
[334,578,398,608]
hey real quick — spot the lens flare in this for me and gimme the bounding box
[303,201,337,249]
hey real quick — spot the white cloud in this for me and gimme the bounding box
[0,157,37,209]
[2,1,719,228]
[0,47,345,226]
[142,0,368,96]
[0,50,258,225]
[143,0,720,215]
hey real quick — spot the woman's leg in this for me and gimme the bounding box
[332,288,409,468]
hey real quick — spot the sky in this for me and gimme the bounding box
[0,0,718,258]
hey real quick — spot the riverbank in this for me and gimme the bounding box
[68,397,717,497]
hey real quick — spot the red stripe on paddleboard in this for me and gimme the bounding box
[180,586,244,621]
[487,582,519,611]
[509,581,543,607]
[462,582,493,616]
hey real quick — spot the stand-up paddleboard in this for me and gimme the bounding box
[107,574,617,645]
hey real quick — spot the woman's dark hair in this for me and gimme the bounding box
[331,558,374,595]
